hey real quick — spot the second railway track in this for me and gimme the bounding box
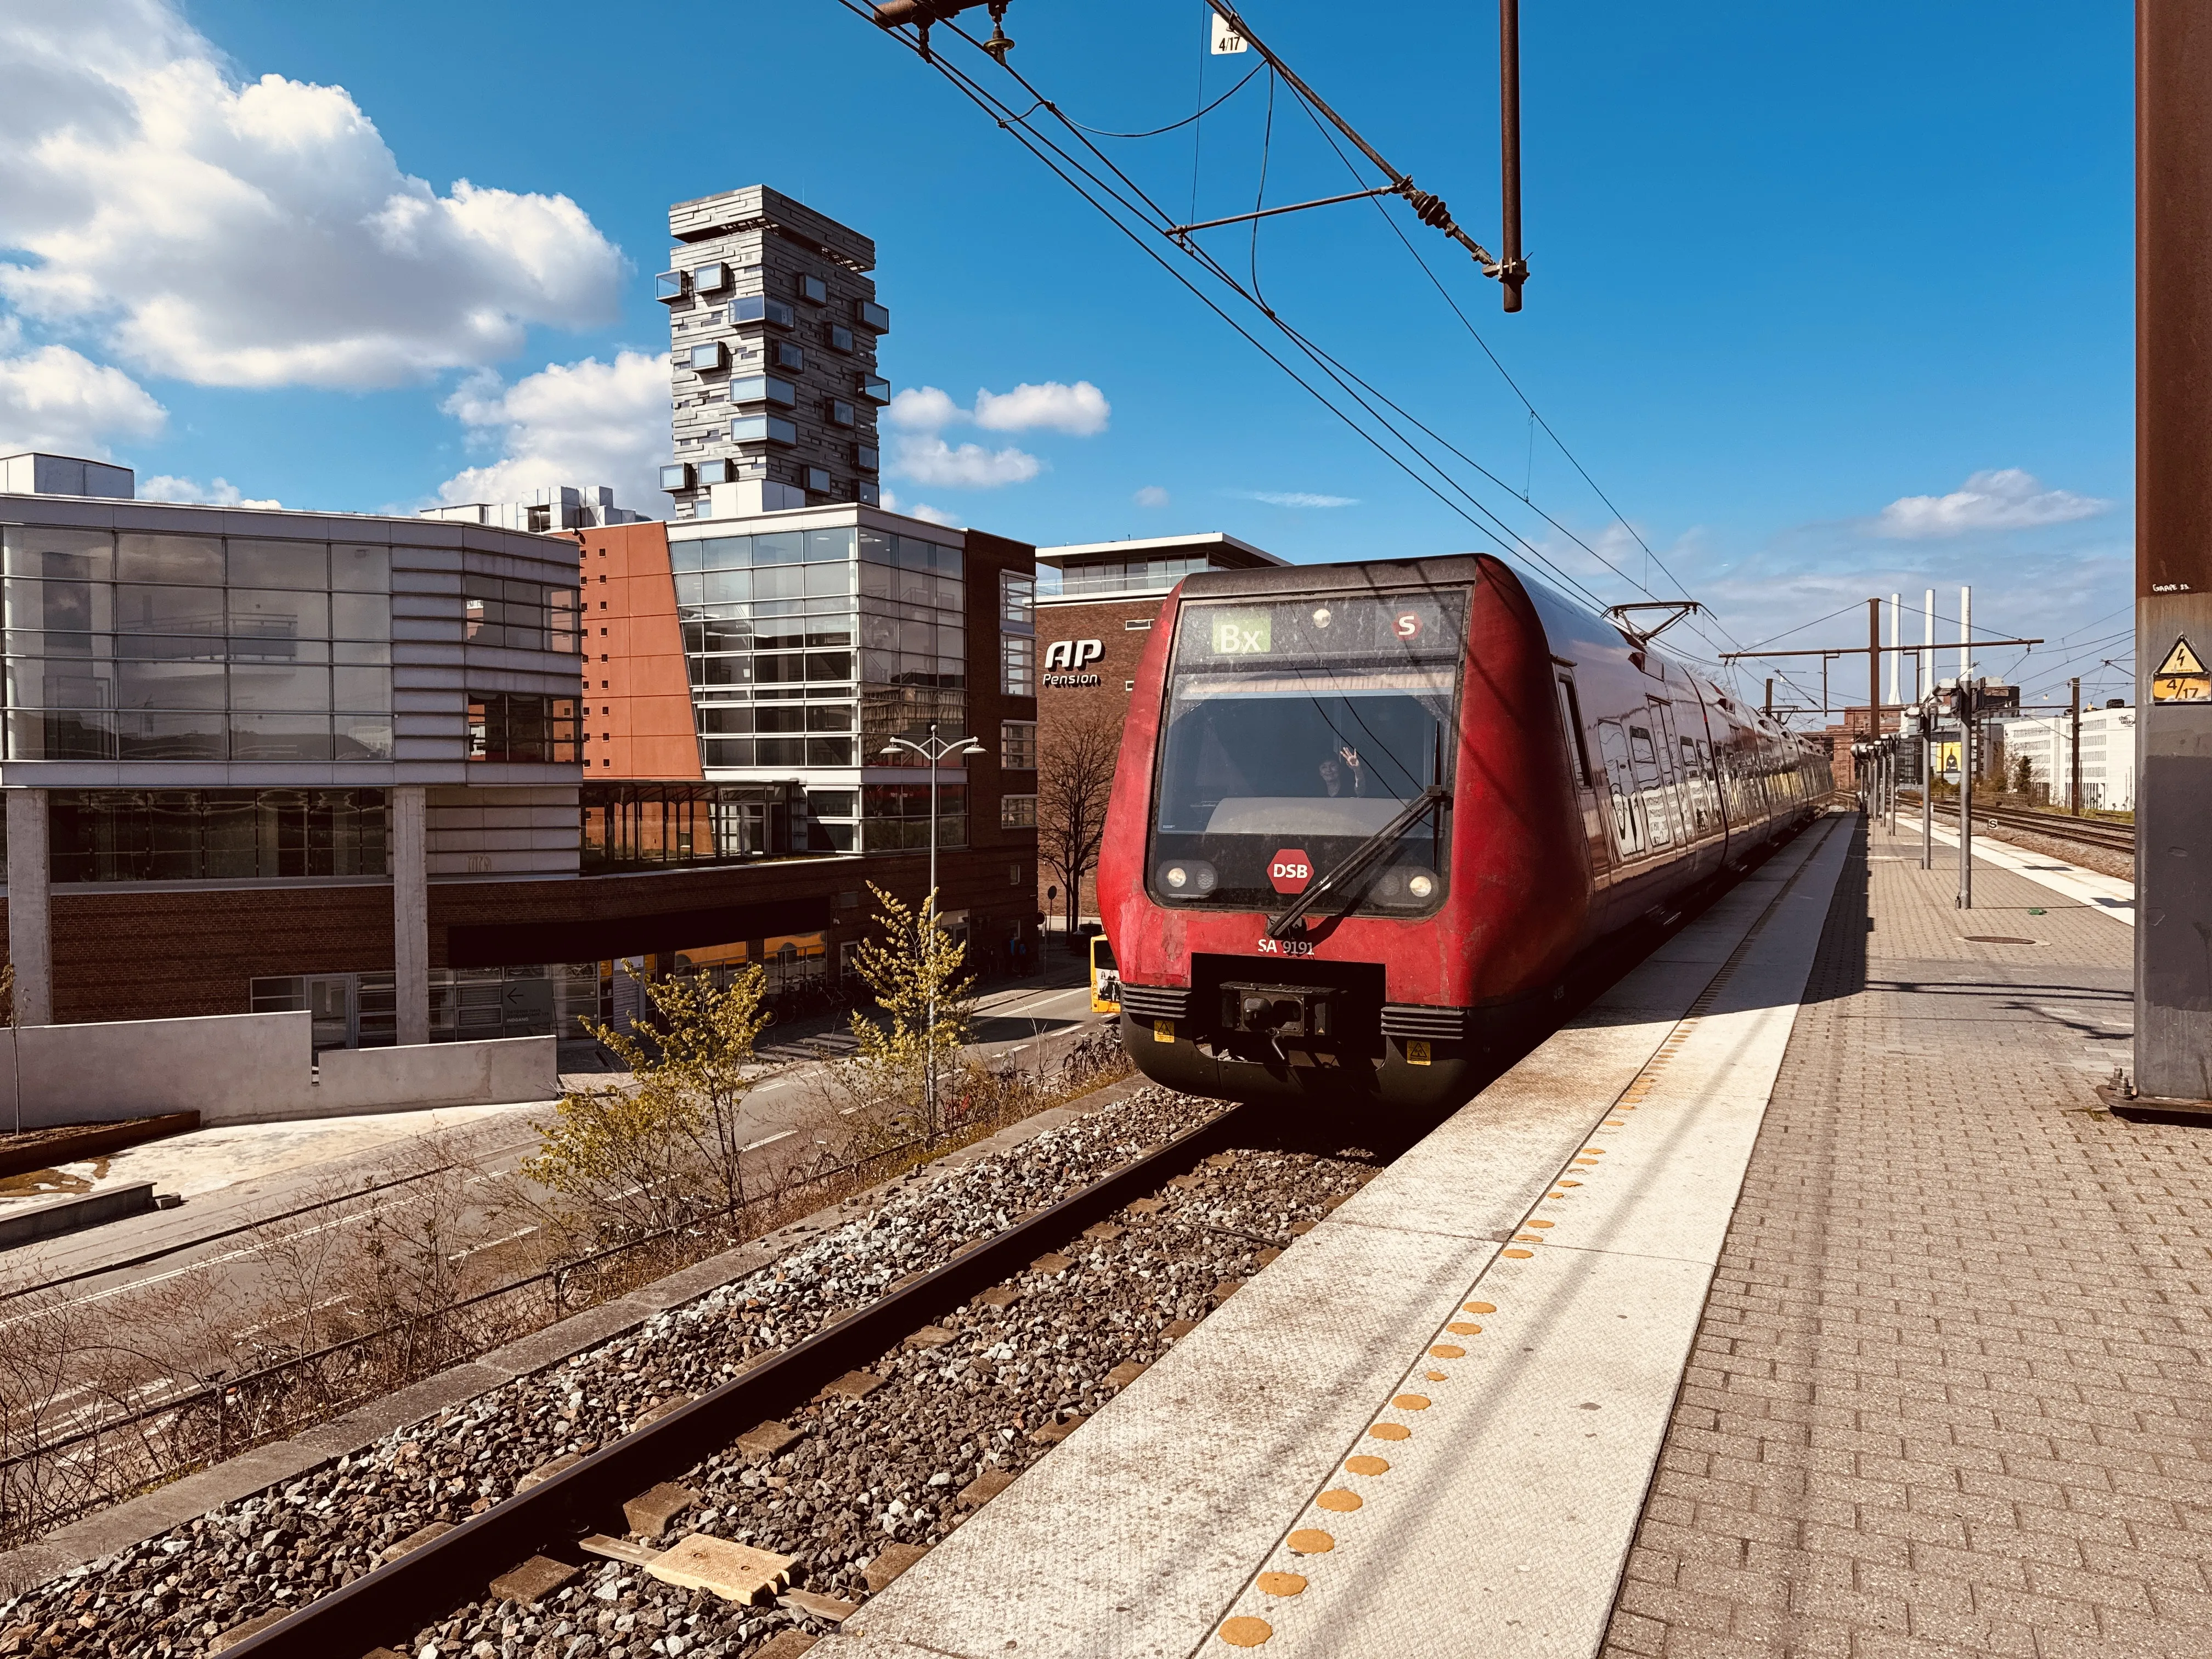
[1,1086,1407,1659]
[1909,795,2137,856]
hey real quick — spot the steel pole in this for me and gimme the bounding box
[2070,676,2083,814]
[1868,597,1882,803]
[927,722,939,1135]
[1957,690,1974,910]
[1498,0,1525,311]
[1922,704,1934,871]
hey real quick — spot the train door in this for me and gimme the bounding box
[1653,702,1697,847]
[1628,711,1676,850]
[1595,719,1646,860]
[1692,738,1719,838]
[1554,672,1610,882]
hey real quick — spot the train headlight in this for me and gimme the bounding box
[1159,860,1217,898]
[1408,872,1436,900]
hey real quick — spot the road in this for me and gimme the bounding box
[0,967,1107,1322]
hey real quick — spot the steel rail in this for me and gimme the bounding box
[1915,797,2136,854]
[227,1102,1248,1657]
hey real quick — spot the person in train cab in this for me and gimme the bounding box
[1317,744,1368,797]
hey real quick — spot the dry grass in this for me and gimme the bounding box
[0,1035,1132,1550]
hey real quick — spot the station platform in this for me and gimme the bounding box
[1597,816,2204,1659]
[819,813,1855,1659]
[816,810,2200,1659]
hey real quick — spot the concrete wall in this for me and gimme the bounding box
[0,1011,558,1128]
[301,1035,559,1121]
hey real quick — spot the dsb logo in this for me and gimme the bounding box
[1268,849,1313,895]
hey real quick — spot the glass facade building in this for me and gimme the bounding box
[2,524,397,762]
[669,518,983,853]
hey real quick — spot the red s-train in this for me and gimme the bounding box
[1097,554,1831,1111]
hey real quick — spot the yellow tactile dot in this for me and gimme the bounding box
[1548,1189,1568,1198]
[1512,1233,1544,1243]
[1424,1369,1448,1381]
[1604,1119,1627,1126]
[1464,1301,1496,1313]
[1345,1455,1389,1476]
[1220,1616,1273,1646]
[1288,1528,1335,1554]
[1582,1148,1608,1156]
[1525,1220,1555,1229]
[1502,1248,1533,1258]
[1368,1422,1411,1441]
[1316,1489,1363,1513]
[1258,1572,1307,1597]
[1448,1322,1482,1335]
[1392,1393,1431,1410]
[1430,1344,1464,1358]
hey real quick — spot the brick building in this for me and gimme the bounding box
[575,498,1042,981]
[1031,533,1282,926]
[1814,705,1911,793]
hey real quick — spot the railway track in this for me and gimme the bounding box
[1,1088,1406,1659]
[1908,795,2137,857]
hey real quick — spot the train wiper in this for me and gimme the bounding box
[1265,785,1450,941]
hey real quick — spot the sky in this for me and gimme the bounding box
[0,0,2134,717]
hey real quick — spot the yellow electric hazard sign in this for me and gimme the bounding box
[2153,635,2209,704]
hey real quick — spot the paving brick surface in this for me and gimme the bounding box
[1603,819,2212,1659]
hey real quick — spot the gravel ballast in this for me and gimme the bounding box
[0,1086,1390,1659]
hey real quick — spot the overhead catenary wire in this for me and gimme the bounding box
[1066,60,1263,138]
[847,3,1837,716]
[839,3,1635,614]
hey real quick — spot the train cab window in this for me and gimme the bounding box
[1148,589,1469,912]
[1554,675,1592,788]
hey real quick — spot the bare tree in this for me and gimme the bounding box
[1037,707,1123,938]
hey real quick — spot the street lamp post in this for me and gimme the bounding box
[879,720,985,1133]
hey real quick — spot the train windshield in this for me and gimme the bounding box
[1149,589,1468,912]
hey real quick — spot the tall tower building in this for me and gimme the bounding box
[656,187,889,520]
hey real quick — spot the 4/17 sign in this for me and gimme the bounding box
[2153,635,2210,704]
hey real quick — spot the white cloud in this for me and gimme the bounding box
[1134,484,1170,508]
[973,380,1110,436]
[890,434,1042,489]
[885,386,963,432]
[139,475,280,509]
[882,379,1107,492]
[1236,489,1358,509]
[889,380,1111,438]
[434,351,667,512]
[0,0,622,390]
[878,487,960,527]
[0,320,166,455]
[1874,469,2109,539]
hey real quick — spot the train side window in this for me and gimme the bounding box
[1554,675,1592,788]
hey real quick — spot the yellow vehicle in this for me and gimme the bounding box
[1089,933,1121,1014]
